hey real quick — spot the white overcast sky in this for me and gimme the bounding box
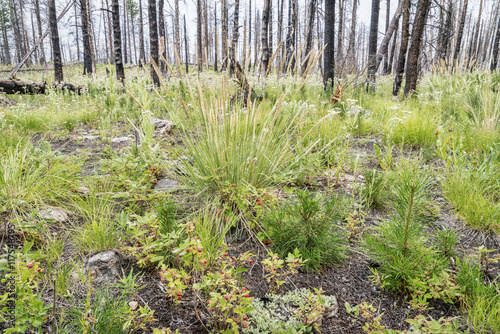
[49,0,489,63]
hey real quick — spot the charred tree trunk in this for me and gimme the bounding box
[261,0,271,75]
[158,0,166,73]
[214,3,218,71]
[453,0,468,62]
[148,0,160,85]
[366,0,380,92]
[80,0,94,74]
[268,1,273,64]
[248,0,252,68]
[184,14,189,73]
[278,0,284,66]
[285,0,297,73]
[337,0,344,62]
[174,0,180,57]
[439,0,453,61]
[472,0,483,60]
[383,0,390,73]
[229,0,240,75]
[203,0,209,68]
[221,0,228,62]
[138,0,145,66]
[388,23,398,74]
[197,0,203,71]
[393,0,410,98]
[491,8,500,71]
[34,0,45,64]
[302,0,317,74]
[404,0,431,97]
[106,0,114,63]
[112,0,125,82]
[323,0,335,88]
[254,9,260,71]
[74,4,80,62]
[48,0,63,82]
[122,0,128,63]
[347,0,358,71]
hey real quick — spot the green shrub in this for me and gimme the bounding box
[364,160,447,292]
[262,189,347,271]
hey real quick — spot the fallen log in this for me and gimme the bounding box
[0,79,46,94]
[0,80,84,95]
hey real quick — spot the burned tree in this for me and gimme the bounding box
[112,0,125,82]
[404,0,431,96]
[48,0,63,82]
[323,0,335,88]
[366,0,380,92]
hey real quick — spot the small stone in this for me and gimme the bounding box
[128,301,139,310]
[39,208,68,223]
[111,137,131,144]
[154,178,178,191]
[78,186,90,195]
[150,118,174,135]
[85,250,122,284]
[74,135,99,141]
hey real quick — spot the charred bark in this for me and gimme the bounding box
[261,0,271,75]
[302,0,317,74]
[366,0,380,92]
[112,0,125,82]
[393,0,410,97]
[48,0,63,82]
[148,0,160,85]
[404,0,431,97]
[323,0,335,88]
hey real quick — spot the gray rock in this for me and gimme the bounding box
[85,250,122,284]
[154,178,178,191]
[39,208,68,222]
[78,186,90,195]
[74,135,99,141]
[111,136,132,144]
[150,118,174,135]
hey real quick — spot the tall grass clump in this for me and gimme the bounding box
[438,141,500,232]
[364,160,447,292]
[180,89,326,193]
[456,257,500,334]
[0,141,81,214]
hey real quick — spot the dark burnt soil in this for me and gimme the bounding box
[124,237,464,334]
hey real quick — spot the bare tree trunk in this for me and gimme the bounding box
[248,0,252,68]
[439,0,453,61]
[197,0,203,71]
[229,0,240,75]
[285,0,297,73]
[148,0,160,85]
[383,0,390,73]
[373,0,405,72]
[214,3,218,71]
[112,0,125,82]
[278,0,284,66]
[2,18,11,65]
[393,0,410,97]
[261,0,271,75]
[126,0,133,63]
[302,0,317,74]
[404,0,431,97]
[366,0,380,91]
[453,0,468,62]
[9,0,23,63]
[48,0,63,81]
[174,0,180,57]
[34,0,45,64]
[74,3,80,62]
[80,0,94,74]
[184,14,189,73]
[138,0,145,66]
[203,0,209,69]
[388,22,398,74]
[221,0,227,61]
[337,0,344,63]
[158,0,166,73]
[131,5,137,64]
[323,0,335,88]
[491,7,500,71]
[254,9,260,71]
[106,0,114,63]
[347,0,358,71]
[472,0,483,60]
[18,0,28,63]
[122,0,128,63]
[269,1,273,66]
